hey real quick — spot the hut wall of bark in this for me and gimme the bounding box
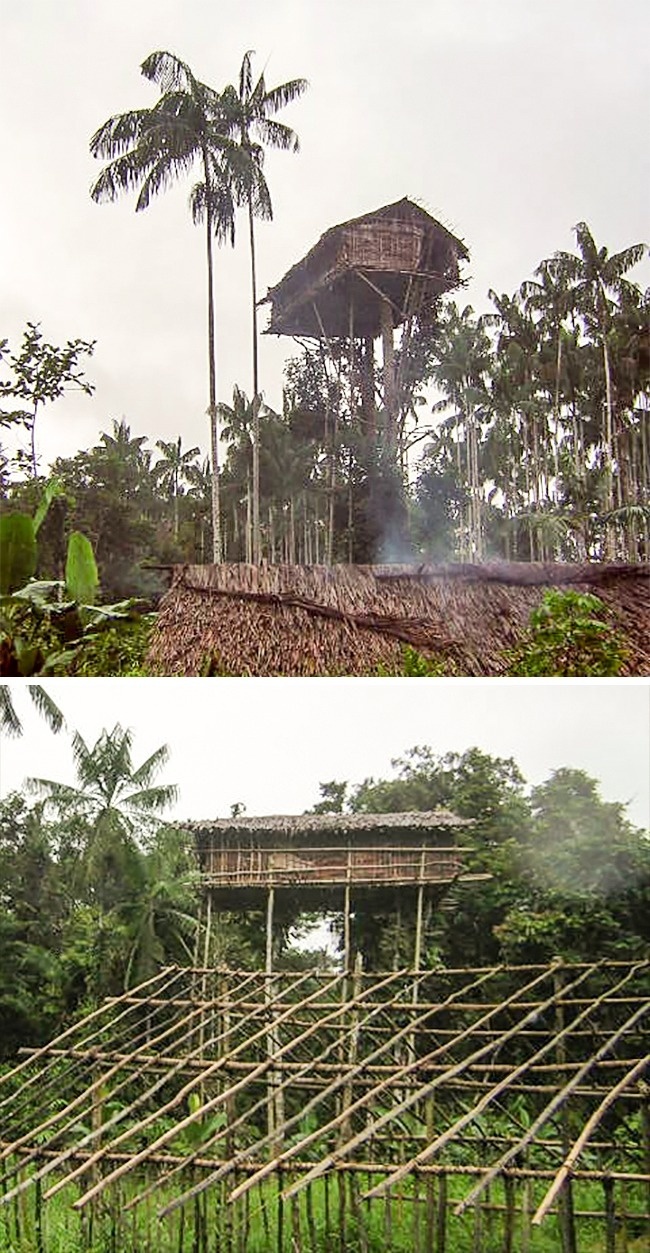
[262,198,468,338]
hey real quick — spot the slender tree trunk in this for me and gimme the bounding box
[205,208,222,563]
[30,401,39,479]
[249,197,261,565]
[602,330,616,558]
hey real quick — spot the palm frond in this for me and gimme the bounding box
[123,784,179,814]
[0,686,22,737]
[259,78,309,115]
[134,150,197,212]
[70,729,94,780]
[255,116,300,152]
[141,50,195,95]
[89,110,152,159]
[26,777,88,808]
[129,743,172,789]
[27,685,65,734]
[239,50,255,102]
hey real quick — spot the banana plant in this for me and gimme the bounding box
[0,479,141,675]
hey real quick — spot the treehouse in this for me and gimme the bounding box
[185,810,475,970]
[261,197,468,340]
[261,197,469,437]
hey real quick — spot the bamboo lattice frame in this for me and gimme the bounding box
[1,960,649,1247]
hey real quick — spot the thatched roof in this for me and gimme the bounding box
[262,197,468,338]
[185,810,472,847]
[147,561,650,676]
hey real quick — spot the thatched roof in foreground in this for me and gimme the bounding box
[148,561,650,677]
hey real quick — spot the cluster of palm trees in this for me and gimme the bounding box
[90,48,308,563]
[418,222,649,562]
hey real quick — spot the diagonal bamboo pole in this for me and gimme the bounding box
[1,971,265,1204]
[365,960,644,1199]
[456,992,650,1216]
[37,972,285,1202]
[224,968,517,1209]
[154,968,415,1218]
[533,1053,650,1225]
[281,963,594,1202]
[70,970,343,1208]
[0,967,179,1104]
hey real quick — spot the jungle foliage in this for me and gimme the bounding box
[1,724,647,1061]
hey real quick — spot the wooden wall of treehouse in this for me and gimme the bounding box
[198,843,465,890]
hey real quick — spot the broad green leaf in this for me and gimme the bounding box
[0,513,37,593]
[33,478,65,535]
[65,532,99,605]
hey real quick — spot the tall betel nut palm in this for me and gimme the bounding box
[555,223,646,556]
[226,51,308,562]
[90,50,251,561]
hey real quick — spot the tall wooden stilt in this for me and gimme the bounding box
[381,297,396,450]
[265,888,276,1146]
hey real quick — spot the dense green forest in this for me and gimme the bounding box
[2,222,649,598]
[2,716,648,1063]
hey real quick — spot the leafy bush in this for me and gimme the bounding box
[507,589,628,676]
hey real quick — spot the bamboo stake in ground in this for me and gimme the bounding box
[456,989,650,1217]
[533,1053,650,1226]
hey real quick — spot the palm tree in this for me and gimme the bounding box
[0,683,64,738]
[555,223,646,554]
[123,827,198,985]
[153,435,201,540]
[429,303,492,560]
[225,51,308,561]
[28,725,178,908]
[90,50,252,562]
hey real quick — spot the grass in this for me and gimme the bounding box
[0,1164,648,1253]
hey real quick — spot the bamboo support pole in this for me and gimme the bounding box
[0,966,180,1106]
[371,958,634,1201]
[159,967,415,1215]
[69,971,344,1208]
[3,958,648,1243]
[0,985,229,1193]
[224,968,501,1207]
[533,1052,650,1225]
[36,971,317,1206]
[457,991,650,1217]
[362,962,603,1200]
[278,967,556,1202]
[380,297,397,448]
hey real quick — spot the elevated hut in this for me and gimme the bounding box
[262,197,468,341]
[148,560,650,676]
[185,810,474,972]
[261,197,468,442]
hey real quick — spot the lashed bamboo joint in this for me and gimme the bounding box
[1,961,648,1250]
[148,561,650,676]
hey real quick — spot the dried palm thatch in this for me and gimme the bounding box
[147,561,650,676]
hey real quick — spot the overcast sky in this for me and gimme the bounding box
[1,680,648,831]
[1,0,648,474]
